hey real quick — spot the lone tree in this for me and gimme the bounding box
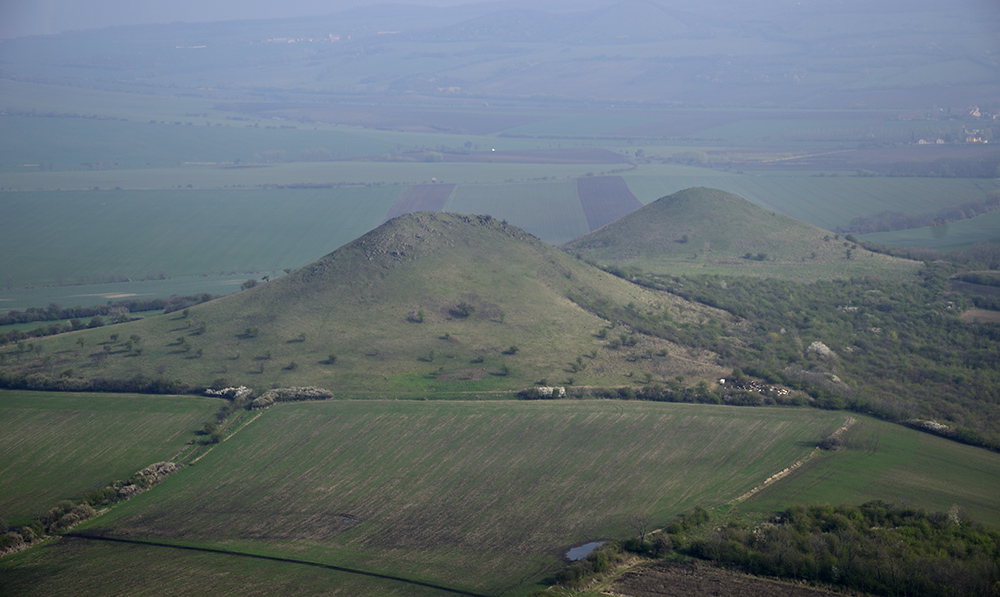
[627,514,652,547]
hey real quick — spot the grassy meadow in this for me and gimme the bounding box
[0,390,219,524]
[71,400,849,595]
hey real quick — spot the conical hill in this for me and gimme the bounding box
[562,187,920,280]
[6,212,729,395]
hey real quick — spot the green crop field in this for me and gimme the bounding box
[0,116,402,172]
[73,400,847,595]
[0,275,251,314]
[447,180,590,244]
[860,210,1000,250]
[0,537,449,597]
[0,390,219,524]
[0,188,402,288]
[0,161,611,191]
[739,416,1000,528]
[499,112,661,137]
[694,116,960,146]
[0,79,223,123]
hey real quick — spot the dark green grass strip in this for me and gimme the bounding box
[65,532,492,597]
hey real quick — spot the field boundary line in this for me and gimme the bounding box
[63,533,492,597]
[731,416,856,504]
[189,411,264,464]
[754,149,853,164]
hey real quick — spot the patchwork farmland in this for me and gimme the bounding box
[1,7,999,594]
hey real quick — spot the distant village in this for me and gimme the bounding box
[902,105,997,145]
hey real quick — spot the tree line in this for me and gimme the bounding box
[839,192,1000,234]
[0,294,219,327]
[0,294,219,346]
[0,462,181,557]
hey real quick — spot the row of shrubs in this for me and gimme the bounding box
[0,295,217,327]
[1,462,180,557]
[520,382,807,408]
[0,294,219,346]
[0,370,195,395]
[249,386,333,410]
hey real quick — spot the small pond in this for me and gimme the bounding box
[565,541,604,561]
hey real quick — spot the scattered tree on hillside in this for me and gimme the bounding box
[452,301,475,318]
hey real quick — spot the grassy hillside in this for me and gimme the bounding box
[562,187,921,280]
[0,212,729,393]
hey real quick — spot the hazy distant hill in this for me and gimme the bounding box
[418,0,687,43]
[2,212,728,393]
[1,0,994,108]
[562,187,921,280]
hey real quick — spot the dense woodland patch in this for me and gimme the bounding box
[543,503,1000,597]
[597,262,1000,450]
[688,502,1000,597]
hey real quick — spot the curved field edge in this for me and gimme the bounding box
[73,400,846,595]
[0,390,220,523]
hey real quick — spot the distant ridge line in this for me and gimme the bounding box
[64,532,494,597]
